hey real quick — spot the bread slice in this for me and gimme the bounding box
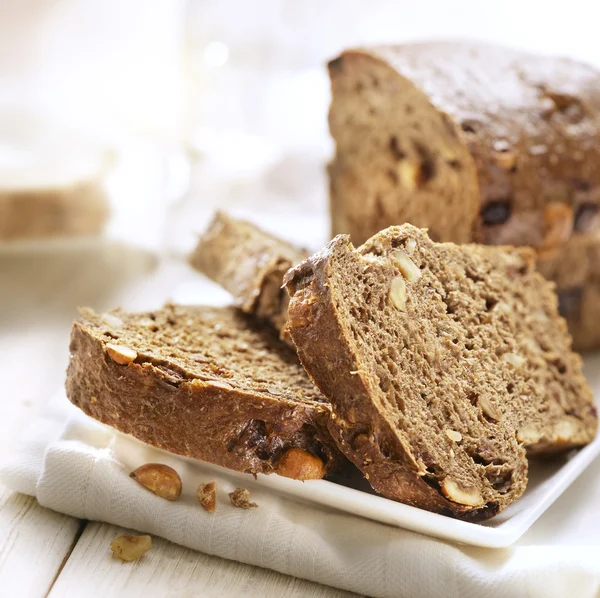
[283,225,597,519]
[66,304,342,479]
[190,212,308,332]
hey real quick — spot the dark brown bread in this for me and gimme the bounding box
[66,304,342,478]
[327,41,600,348]
[190,212,308,332]
[284,225,597,519]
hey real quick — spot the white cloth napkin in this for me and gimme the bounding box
[2,389,600,598]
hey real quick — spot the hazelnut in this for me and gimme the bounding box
[542,202,574,249]
[392,250,422,282]
[440,478,483,507]
[229,488,258,509]
[389,275,407,311]
[445,429,462,442]
[110,535,152,562]
[197,481,217,512]
[105,343,137,365]
[493,151,517,170]
[397,161,420,191]
[479,396,502,422]
[276,448,326,480]
[553,419,577,443]
[503,353,525,368]
[517,424,542,444]
[101,313,124,328]
[130,463,182,501]
[209,380,233,391]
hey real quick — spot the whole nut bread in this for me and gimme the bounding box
[284,225,597,520]
[66,304,343,479]
[327,41,600,349]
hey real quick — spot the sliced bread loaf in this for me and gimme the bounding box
[66,304,341,479]
[190,212,308,332]
[284,225,597,519]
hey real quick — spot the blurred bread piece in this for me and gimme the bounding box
[0,116,111,242]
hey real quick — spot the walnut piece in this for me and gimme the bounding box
[392,250,422,282]
[197,481,217,512]
[105,343,137,365]
[275,448,326,480]
[440,478,484,507]
[389,275,407,311]
[229,487,258,509]
[110,535,152,562]
[130,463,182,501]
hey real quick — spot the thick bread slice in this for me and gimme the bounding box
[66,304,341,478]
[284,225,597,519]
[190,212,308,332]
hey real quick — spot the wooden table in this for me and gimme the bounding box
[0,241,357,598]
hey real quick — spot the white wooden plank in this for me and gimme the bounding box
[49,522,362,598]
[0,487,82,598]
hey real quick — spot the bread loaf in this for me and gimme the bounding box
[327,41,600,348]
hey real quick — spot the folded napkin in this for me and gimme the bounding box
[2,386,600,598]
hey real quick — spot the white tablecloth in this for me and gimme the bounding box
[1,383,600,598]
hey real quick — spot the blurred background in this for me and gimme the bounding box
[1,0,600,446]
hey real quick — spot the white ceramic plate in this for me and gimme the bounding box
[108,353,600,549]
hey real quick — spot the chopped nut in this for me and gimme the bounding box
[229,487,258,509]
[389,275,407,311]
[440,478,484,507]
[392,250,422,282]
[397,161,420,191]
[529,144,548,156]
[406,239,417,252]
[492,139,511,152]
[101,313,124,328]
[493,150,517,170]
[445,429,462,442]
[106,343,137,365]
[210,380,233,391]
[503,352,525,368]
[197,482,217,512]
[553,419,577,443]
[542,202,574,249]
[276,448,326,480]
[517,424,542,444]
[130,463,182,501]
[110,535,152,562]
[479,396,502,421]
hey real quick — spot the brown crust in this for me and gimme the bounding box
[66,307,341,477]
